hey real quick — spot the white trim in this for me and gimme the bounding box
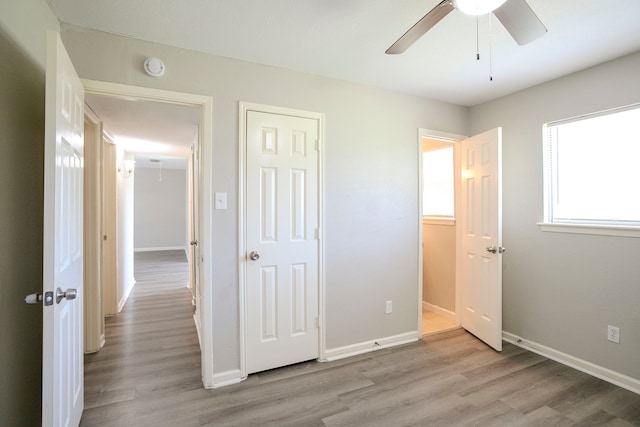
[417,130,424,342]
[193,314,202,350]
[423,217,456,226]
[503,331,640,395]
[538,222,640,238]
[134,246,186,252]
[207,369,244,389]
[545,102,640,127]
[422,301,456,320]
[238,102,325,377]
[238,104,247,377]
[82,79,215,388]
[418,128,467,143]
[117,278,136,313]
[323,332,419,362]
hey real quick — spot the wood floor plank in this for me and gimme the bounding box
[81,250,640,426]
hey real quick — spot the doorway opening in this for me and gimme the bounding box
[418,129,464,336]
[81,80,215,387]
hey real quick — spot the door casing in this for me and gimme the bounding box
[238,102,326,378]
[81,79,215,387]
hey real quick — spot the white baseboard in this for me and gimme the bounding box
[503,331,640,395]
[134,246,186,252]
[206,369,244,389]
[322,331,419,362]
[193,313,202,349]
[422,301,456,320]
[118,278,136,313]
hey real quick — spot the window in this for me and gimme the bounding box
[422,146,454,219]
[542,104,640,234]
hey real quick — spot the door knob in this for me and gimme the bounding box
[56,287,77,304]
[190,240,199,246]
[249,251,260,261]
[486,246,506,254]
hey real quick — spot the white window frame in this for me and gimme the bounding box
[539,103,640,238]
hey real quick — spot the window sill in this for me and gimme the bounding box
[423,218,456,226]
[537,222,640,238]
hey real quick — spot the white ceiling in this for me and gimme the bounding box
[85,94,199,169]
[53,0,640,163]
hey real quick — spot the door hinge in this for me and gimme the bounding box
[314,228,320,240]
[315,316,320,328]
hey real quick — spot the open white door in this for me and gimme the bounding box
[43,32,85,427]
[188,140,200,310]
[243,107,321,374]
[460,128,503,351]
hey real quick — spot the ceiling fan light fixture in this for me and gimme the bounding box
[452,0,508,16]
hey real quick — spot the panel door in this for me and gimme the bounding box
[189,142,200,307]
[245,110,320,374]
[43,31,85,427]
[460,128,503,351]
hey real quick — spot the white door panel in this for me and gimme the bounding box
[189,142,200,309]
[460,128,502,351]
[43,32,84,427]
[245,110,320,374]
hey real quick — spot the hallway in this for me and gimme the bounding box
[81,250,202,425]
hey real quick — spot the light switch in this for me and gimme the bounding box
[214,192,227,210]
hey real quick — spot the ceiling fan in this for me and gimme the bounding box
[386,0,547,54]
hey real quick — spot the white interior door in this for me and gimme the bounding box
[245,109,320,374]
[189,141,200,308]
[460,128,503,351]
[43,31,85,427]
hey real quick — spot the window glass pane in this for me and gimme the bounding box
[547,106,640,225]
[423,146,454,217]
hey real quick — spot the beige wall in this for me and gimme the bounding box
[422,222,456,312]
[134,168,188,251]
[59,24,469,374]
[0,1,59,425]
[470,51,640,380]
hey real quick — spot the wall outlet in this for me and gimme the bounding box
[385,300,392,314]
[607,325,620,343]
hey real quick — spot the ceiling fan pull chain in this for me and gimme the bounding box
[476,16,480,60]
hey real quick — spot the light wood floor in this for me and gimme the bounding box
[81,251,640,426]
[422,309,458,335]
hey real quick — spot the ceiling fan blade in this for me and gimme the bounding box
[386,0,455,54]
[493,0,547,45]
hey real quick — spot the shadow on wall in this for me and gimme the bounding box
[0,27,45,427]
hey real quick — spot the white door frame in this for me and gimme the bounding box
[238,102,325,378]
[417,128,467,334]
[81,79,216,387]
